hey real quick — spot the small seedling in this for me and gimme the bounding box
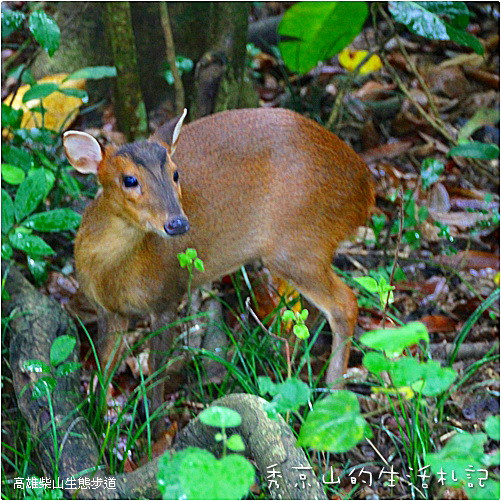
[157,406,254,500]
[258,376,311,419]
[354,275,395,310]
[22,335,81,399]
[177,247,205,273]
[177,247,205,312]
[282,308,310,339]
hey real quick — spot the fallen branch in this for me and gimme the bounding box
[3,262,326,500]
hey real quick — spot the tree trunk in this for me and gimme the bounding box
[102,2,148,140]
[190,2,258,119]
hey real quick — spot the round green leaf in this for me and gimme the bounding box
[258,376,278,396]
[25,209,82,232]
[414,360,457,396]
[279,2,369,73]
[425,432,487,487]
[185,248,197,259]
[50,335,77,367]
[2,189,15,234]
[267,377,311,413]
[9,232,55,256]
[281,310,295,323]
[158,447,255,501]
[28,10,60,57]
[183,452,254,500]
[297,390,368,453]
[199,406,242,428]
[293,323,310,340]
[193,257,205,272]
[485,415,500,441]
[360,322,429,357]
[2,164,26,185]
[14,170,46,221]
[227,434,246,452]
[389,356,423,387]
[362,352,391,374]
[177,252,190,268]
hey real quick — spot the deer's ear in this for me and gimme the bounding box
[149,108,187,156]
[63,131,103,174]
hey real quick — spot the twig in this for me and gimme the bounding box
[382,187,403,328]
[245,297,292,377]
[378,5,440,119]
[159,2,185,114]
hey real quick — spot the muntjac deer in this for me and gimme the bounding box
[64,108,374,421]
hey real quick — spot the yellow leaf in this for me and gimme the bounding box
[338,49,382,74]
[494,272,500,286]
[373,385,415,400]
[4,73,85,134]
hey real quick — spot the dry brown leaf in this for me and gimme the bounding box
[436,250,500,271]
[420,314,457,333]
[353,81,397,101]
[360,140,413,163]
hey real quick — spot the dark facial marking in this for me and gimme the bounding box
[115,141,167,172]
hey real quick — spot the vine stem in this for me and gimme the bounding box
[382,187,403,328]
[159,2,185,114]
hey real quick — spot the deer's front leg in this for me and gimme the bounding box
[96,309,130,381]
[149,309,185,423]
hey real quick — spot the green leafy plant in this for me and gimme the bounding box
[177,247,205,311]
[389,1,484,55]
[258,376,311,419]
[22,478,64,500]
[371,213,387,243]
[278,2,369,73]
[425,418,500,500]
[421,158,444,190]
[389,189,429,250]
[281,307,310,340]
[2,8,60,56]
[297,390,371,453]
[157,407,254,500]
[22,335,81,400]
[163,56,194,85]
[2,7,117,287]
[177,247,205,274]
[2,170,81,283]
[355,274,395,310]
[448,141,500,160]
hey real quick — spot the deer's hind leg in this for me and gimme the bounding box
[264,252,358,385]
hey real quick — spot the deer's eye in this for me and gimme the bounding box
[173,170,179,183]
[123,175,138,188]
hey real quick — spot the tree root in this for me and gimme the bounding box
[3,263,326,500]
